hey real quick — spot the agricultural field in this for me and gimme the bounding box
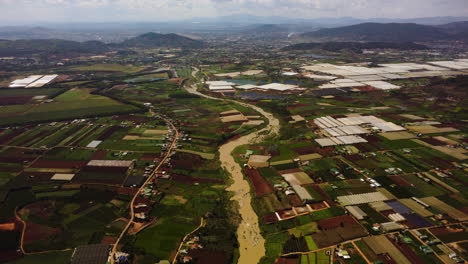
[1,30,468,264]
[0,88,141,126]
[67,63,146,73]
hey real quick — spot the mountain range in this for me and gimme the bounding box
[281,42,429,52]
[0,33,204,56]
[298,22,468,42]
[119,32,204,49]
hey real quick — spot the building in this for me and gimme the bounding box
[291,185,313,202]
[247,155,271,168]
[87,160,134,168]
[345,206,368,220]
[381,222,405,232]
[86,160,135,175]
[71,244,111,264]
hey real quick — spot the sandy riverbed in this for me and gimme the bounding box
[185,81,280,264]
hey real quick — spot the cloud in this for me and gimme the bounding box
[0,0,467,23]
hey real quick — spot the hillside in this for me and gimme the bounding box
[299,23,453,42]
[120,32,205,49]
[281,41,428,52]
[436,21,468,40]
[0,39,109,56]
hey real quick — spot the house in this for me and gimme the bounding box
[337,249,351,259]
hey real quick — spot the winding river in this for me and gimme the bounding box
[185,75,280,264]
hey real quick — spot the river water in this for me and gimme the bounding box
[185,80,280,264]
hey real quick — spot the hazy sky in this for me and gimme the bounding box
[0,0,467,23]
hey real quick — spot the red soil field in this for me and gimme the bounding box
[311,185,335,206]
[263,213,279,224]
[23,222,61,245]
[91,150,107,159]
[117,187,139,196]
[0,96,33,105]
[316,147,335,156]
[420,138,446,146]
[309,202,328,210]
[318,215,358,230]
[294,146,318,155]
[188,249,228,264]
[31,160,87,169]
[0,251,21,263]
[288,194,303,207]
[0,156,36,163]
[356,86,380,92]
[96,126,118,140]
[101,236,117,245]
[380,210,397,218]
[171,153,204,169]
[425,158,454,169]
[429,227,451,235]
[389,176,412,187]
[286,104,308,111]
[0,165,22,172]
[277,168,302,174]
[354,143,375,152]
[275,257,298,264]
[0,223,15,231]
[387,236,425,264]
[344,154,364,162]
[0,129,26,144]
[11,172,55,188]
[244,168,273,197]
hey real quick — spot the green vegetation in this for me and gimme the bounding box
[68,63,145,73]
[7,250,73,264]
[0,89,141,125]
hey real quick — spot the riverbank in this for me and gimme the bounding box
[185,82,280,264]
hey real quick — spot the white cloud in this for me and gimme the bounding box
[0,0,467,23]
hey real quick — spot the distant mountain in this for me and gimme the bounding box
[186,14,468,27]
[281,42,428,52]
[120,32,204,49]
[0,39,109,56]
[299,23,454,42]
[243,24,288,34]
[436,21,468,35]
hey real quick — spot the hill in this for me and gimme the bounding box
[299,23,452,42]
[0,39,109,56]
[436,21,468,40]
[281,42,428,52]
[120,32,205,49]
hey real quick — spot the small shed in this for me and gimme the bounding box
[247,155,271,168]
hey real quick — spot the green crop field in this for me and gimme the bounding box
[68,63,145,73]
[0,88,65,97]
[305,236,318,251]
[8,250,73,264]
[0,89,140,125]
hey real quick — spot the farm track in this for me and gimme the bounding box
[108,112,179,264]
[185,68,281,264]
